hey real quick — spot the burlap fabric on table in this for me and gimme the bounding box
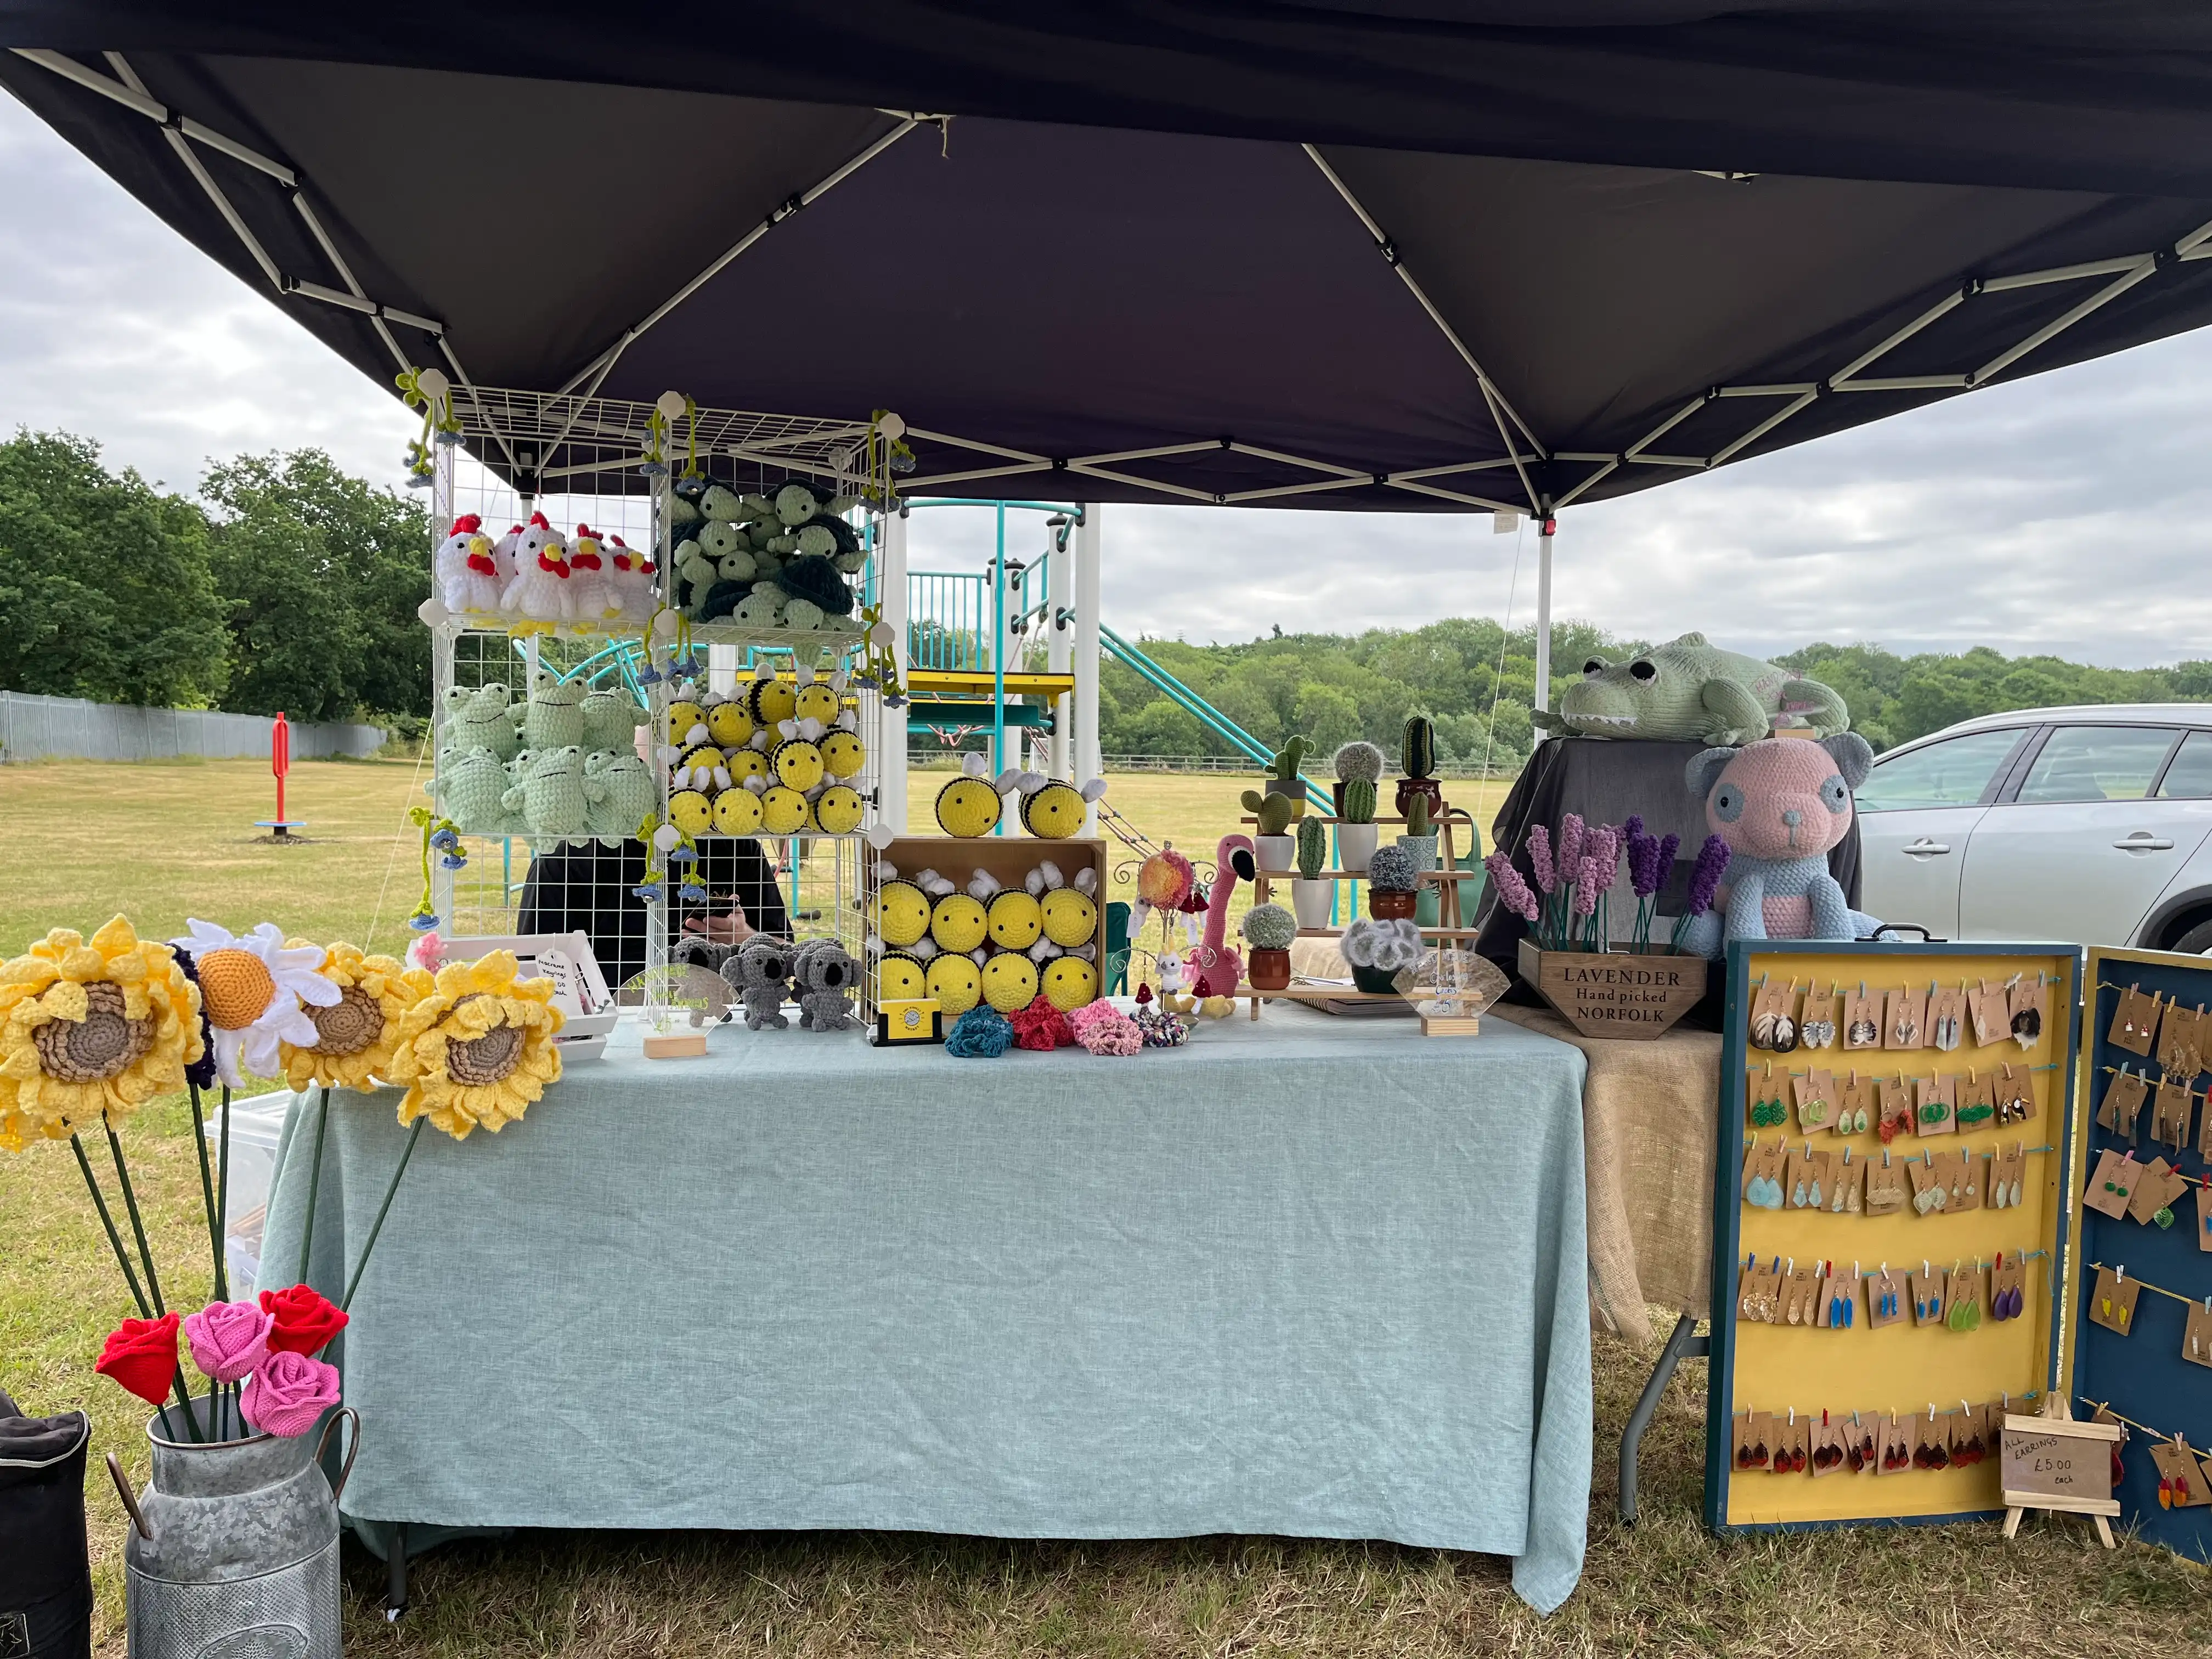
[1286,939,1718,1341]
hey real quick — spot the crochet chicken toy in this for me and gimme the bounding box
[564,523,622,623]
[500,512,573,620]
[434,513,503,614]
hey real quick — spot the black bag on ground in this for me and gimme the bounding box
[0,1385,93,1659]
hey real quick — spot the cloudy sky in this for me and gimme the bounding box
[7,91,2211,669]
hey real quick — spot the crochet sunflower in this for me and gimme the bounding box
[278,942,433,1092]
[387,951,563,1140]
[0,916,202,1152]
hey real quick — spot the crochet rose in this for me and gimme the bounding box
[241,1348,340,1438]
[94,1312,180,1406]
[258,1284,348,1356]
[184,1299,273,1383]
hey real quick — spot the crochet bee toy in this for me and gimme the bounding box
[1033,861,1102,949]
[705,695,754,749]
[875,950,928,1003]
[1040,955,1099,1013]
[813,783,865,835]
[936,751,1022,838]
[874,867,933,952]
[1013,771,1109,839]
[980,950,1040,1014]
[792,937,861,1031]
[926,952,982,1015]
[761,785,809,835]
[926,871,990,956]
[972,871,1043,952]
[712,786,765,835]
[673,743,732,794]
[721,934,794,1030]
[748,663,798,727]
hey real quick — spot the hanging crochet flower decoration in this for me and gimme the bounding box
[387,951,563,1140]
[277,942,433,1093]
[170,921,336,1088]
[0,917,203,1153]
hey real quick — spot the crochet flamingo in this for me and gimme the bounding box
[1186,833,1256,997]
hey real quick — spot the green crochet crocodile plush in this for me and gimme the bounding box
[1531,633,1849,747]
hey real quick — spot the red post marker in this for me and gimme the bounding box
[257,711,304,839]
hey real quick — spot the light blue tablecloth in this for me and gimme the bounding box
[261,1003,1592,1611]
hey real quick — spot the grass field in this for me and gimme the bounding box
[5,758,2209,1656]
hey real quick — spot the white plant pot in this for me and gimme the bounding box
[1255,834,1296,873]
[1337,822,1379,873]
[1291,878,1334,930]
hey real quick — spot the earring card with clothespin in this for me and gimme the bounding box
[2070,946,2212,1557]
[1706,939,2082,1533]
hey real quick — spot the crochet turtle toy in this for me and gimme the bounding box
[1532,632,1850,746]
[791,938,861,1031]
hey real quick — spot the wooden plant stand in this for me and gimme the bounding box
[1242,810,1485,1030]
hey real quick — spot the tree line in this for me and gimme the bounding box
[0,431,427,723]
[4,428,2207,754]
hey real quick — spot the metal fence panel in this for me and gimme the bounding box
[0,693,385,763]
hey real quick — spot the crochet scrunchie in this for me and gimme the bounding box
[945,1005,1013,1058]
[1007,995,1073,1052]
[1066,999,1141,1056]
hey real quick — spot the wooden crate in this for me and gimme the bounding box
[1516,936,1706,1040]
[877,835,1109,964]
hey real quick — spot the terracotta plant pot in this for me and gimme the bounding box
[1248,947,1293,990]
[1336,822,1379,873]
[1255,834,1296,873]
[1395,777,1445,822]
[1369,888,1417,920]
[1290,878,1334,929]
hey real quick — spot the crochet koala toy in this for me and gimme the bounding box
[721,934,793,1030]
[791,938,860,1031]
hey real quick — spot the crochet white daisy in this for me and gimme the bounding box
[171,920,337,1087]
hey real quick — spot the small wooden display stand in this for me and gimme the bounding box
[1243,810,1482,1033]
[2001,1400,2119,1547]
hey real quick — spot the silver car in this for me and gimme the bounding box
[1855,704,2212,950]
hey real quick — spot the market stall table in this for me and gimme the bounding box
[258,1003,1593,1612]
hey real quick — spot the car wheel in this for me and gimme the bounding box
[2169,917,2212,956]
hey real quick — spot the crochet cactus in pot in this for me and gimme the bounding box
[1332,740,1384,817]
[1240,901,1299,990]
[1339,777,1376,824]
[1296,815,1328,881]
[1365,842,1420,919]
[1241,788,1295,838]
[1262,735,1310,820]
[1396,715,1445,822]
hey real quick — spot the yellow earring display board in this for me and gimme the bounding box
[1705,939,2082,1532]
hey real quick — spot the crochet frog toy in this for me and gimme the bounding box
[439,681,518,759]
[1533,632,1850,746]
[500,744,604,848]
[521,671,587,751]
[579,687,646,755]
[431,744,517,837]
[1678,733,1881,957]
[584,749,657,847]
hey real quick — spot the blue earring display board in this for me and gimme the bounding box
[1705,939,2083,1533]
[2070,946,2212,1556]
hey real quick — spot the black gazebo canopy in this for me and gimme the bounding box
[6,3,2212,515]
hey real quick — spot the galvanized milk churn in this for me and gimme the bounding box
[106,1400,357,1659]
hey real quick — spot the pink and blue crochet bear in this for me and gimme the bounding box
[1678,733,1881,957]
